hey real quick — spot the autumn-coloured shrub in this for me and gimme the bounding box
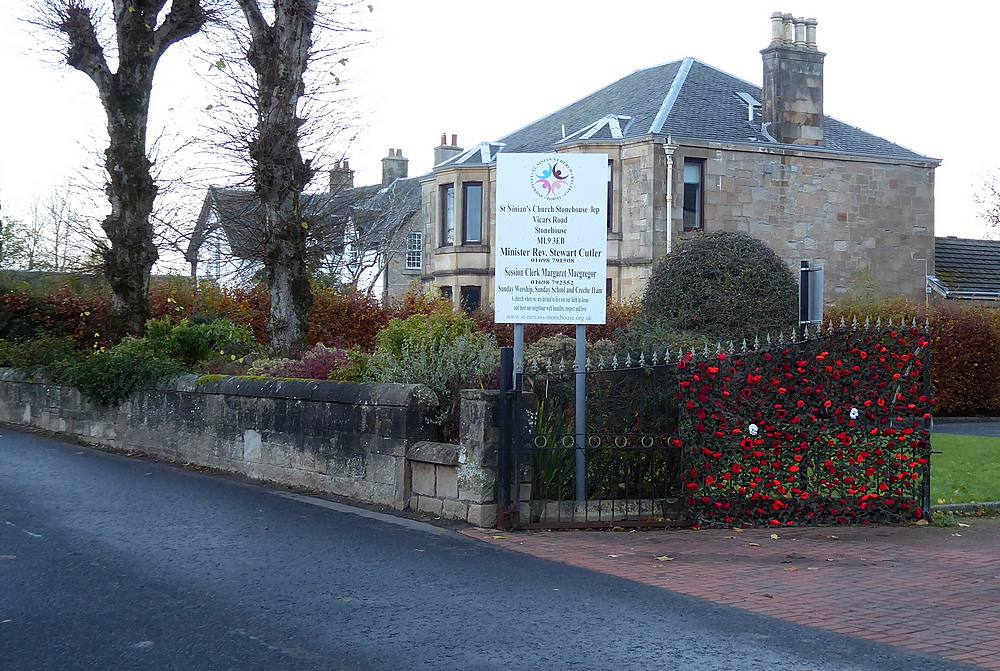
[306,287,389,351]
[0,286,110,348]
[927,305,1000,416]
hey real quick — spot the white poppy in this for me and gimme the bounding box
[849,407,859,420]
[748,423,759,436]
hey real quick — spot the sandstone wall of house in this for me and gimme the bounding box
[0,371,499,527]
[664,145,935,303]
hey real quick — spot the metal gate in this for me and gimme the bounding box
[497,349,690,529]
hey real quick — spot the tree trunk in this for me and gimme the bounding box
[266,232,312,356]
[102,101,159,338]
[239,0,319,357]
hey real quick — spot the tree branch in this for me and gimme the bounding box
[53,1,113,96]
[235,0,269,41]
[153,0,209,59]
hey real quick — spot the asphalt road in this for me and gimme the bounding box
[934,421,1000,438]
[0,428,968,671]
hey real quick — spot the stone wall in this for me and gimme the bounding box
[680,146,935,303]
[0,371,499,527]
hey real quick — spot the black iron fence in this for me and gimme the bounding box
[496,317,933,530]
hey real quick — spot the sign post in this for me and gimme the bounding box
[495,153,608,501]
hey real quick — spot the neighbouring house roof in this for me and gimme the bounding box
[929,237,1000,300]
[445,58,937,167]
[186,179,417,266]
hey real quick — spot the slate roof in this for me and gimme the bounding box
[187,180,416,264]
[451,58,935,166]
[931,237,1000,298]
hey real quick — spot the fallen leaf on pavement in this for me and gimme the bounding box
[827,535,839,540]
[807,567,819,571]
[655,555,674,561]
[748,542,761,548]
[608,554,621,558]
[770,533,780,540]
[951,533,962,537]
[915,519,929,526]
[783,567,798,572]
[958,522,970,528]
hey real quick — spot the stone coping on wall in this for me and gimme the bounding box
[0,368,438,410]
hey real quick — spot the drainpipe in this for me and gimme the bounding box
[663,136,677,254]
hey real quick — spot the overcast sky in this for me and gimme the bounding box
[0,0,996,244]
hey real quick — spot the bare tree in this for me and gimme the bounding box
[977,172,1000,239]
[205,0,365,356]
[33,0,212,338]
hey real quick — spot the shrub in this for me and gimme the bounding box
[329,348,371,382]
[143,317,258,367]
[369,311,498,440]
[0,335,80,378]
[929,305,1000,416]
[62,338,184,407]
[248,343,349,380]
[307,286,389,351]
[640,231,797,339]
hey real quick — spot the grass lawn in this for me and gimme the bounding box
[932,434,1000,504]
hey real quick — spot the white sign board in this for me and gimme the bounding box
[495,153,608,324]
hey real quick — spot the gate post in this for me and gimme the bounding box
[921,332,933,520]
[497,346,515,529]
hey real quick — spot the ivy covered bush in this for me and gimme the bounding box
[638,231,797,340]
[368,309,498,439]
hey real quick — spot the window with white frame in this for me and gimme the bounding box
[405,231,422,269]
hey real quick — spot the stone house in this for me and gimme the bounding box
[414,13,939,309]
[188,151,420,294]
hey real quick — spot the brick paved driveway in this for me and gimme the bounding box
[466,518,1000,670]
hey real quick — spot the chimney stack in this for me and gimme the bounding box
[381,147,409,185]
[761,11,825,146]
[433,132,463,167]
[329,159,354,193]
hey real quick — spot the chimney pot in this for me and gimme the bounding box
[805,18,818,50]
[781,13,794,45]
[769,12,784,45]
[343,159,350,170]
[440,133,447,145]
[793,17,806,47]
[451,133,458,147]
